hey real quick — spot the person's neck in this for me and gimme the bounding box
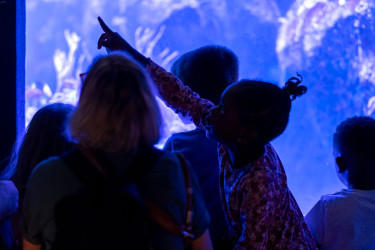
[347,167,375,190]
[348,181,375,190]
[227,144,265,169]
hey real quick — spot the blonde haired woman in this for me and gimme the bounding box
[22,53,212,250]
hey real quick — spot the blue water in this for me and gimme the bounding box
[25,0,375,214]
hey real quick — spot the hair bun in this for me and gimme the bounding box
[283,73,307,101]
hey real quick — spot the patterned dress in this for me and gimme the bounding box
[147,60,317,249]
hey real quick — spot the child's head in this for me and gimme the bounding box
[171,45,239,106]
[70,52,161,153]
[206,76,306,148]
[333,116,375,188]
[1,103,74,192]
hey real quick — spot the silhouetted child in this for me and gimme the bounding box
[163,46,238,248]
[305,116,375,249]
[97,17,316,249]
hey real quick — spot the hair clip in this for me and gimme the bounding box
[79,73,88,83]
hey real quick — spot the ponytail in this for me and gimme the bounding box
[282,73,307,101]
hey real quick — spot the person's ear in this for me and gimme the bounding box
[336,156,347,173]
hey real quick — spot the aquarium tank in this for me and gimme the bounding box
[26,0,375,213]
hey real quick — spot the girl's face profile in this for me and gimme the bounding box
[205,86,245,145]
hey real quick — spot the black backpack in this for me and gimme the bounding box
[52,146,194,250]
[53,147,162,250]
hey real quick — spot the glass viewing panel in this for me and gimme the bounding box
[26,0,375,213]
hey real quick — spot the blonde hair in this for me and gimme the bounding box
[70,52,161,153]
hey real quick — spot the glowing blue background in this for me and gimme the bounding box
[26,0,375,213]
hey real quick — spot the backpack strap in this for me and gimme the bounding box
[176,154,194,241]
[122,146,164,184]
[60,148,108,188]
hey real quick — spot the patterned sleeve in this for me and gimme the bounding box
[236,169,277,250]
[146,59,214,128]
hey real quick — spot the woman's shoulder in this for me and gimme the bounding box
[142,149,194,195]
[150,150,185,178]
[156,150,180,164]
[28,154,81,190]
[30,156,66,179]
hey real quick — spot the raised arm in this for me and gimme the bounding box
[97,17,148,66]
[146,60,213,127]
[97,17,214,128]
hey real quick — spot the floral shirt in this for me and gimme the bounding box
[147,60,317,249]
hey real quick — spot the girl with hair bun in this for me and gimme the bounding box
[98,17,316,249]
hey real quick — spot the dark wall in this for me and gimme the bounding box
[0,0,25,171]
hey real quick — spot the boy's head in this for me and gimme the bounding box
[171,45,239,105]
[333,116,375,188]
[206,76,306,148]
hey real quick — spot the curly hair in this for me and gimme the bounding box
[333,116,375,161]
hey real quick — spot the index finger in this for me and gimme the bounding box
[98,16,114,34]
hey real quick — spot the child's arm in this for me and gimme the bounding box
[97,17,214,128]
[146,60,213,127]
[97,17,148,66]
